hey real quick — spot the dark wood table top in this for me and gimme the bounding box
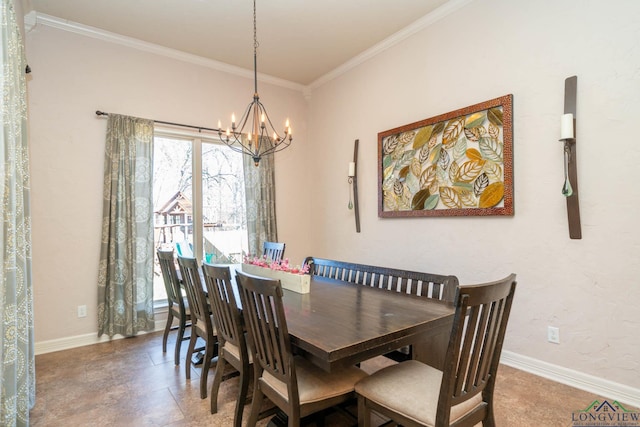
[280,275,455,372]
[189,264,455,372]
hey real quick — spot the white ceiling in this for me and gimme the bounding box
[25,0,455,86]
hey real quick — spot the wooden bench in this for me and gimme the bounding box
[302,256,458,364]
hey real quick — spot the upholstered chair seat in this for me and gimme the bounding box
[355,360,483,426]
[263,356,368,406]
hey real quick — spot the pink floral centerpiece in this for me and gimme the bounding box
[241,255,311,294]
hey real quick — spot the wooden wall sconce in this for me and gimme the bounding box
[348,139,361,232]
[560,76,582,239]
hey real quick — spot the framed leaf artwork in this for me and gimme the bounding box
[378,94,513,218]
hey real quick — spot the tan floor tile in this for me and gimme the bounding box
[30,331,635,427]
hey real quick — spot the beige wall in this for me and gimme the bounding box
[25,24,311,343]
[306,0,640,389]
[24,0,640,395]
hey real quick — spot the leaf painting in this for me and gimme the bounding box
[378,94,513,217]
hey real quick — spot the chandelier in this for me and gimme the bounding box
[217,0,292,166]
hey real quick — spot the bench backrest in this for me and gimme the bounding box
[303,256,458,302]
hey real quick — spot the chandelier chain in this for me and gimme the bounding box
[253,0,259,52]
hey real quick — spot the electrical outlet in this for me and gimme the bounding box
[77,305,87,318]
[547,326,560,344]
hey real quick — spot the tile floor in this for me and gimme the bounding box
[29,331,625,426]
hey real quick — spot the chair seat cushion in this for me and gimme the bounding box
[355,360,482,426]
[223,341,252,364]
[262,356,368,405]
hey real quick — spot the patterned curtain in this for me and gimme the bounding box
[243,143,278,257]
[0,1,35,425]
[97,114,155,337]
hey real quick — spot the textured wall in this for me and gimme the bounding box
[306,0,640,388]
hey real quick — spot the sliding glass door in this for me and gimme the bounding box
[201,140,247,264]
[152,133,247,303]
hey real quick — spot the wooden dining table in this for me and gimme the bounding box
[183,263,455,372]
[274,274,455,372]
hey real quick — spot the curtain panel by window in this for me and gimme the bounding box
[98,114,155,337]
[0,0,35,425]
[243,147,278,257]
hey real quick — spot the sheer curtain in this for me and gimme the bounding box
[97,114,155,337]
[243,142,278,257]
[0,0,35,425]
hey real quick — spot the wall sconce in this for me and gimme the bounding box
[348,161,355,209]
[560,76,582,239]
[348,139,361,232]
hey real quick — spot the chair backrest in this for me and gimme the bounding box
[202,263,245,353]
[177,256,210,328]
[303,256,458,303]
[157,249,184,310]
[262,241,286,263]
[236,271,299,402]
[436,274,517,425]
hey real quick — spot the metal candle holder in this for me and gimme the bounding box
[560,76,582,239]
[348,139,361,233]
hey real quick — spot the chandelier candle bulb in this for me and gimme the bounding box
[560,113,574,140]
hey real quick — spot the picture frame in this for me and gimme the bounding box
[378,94,513,218]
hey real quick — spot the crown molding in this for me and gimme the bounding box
[308,0,474,90]
[24,10,37,33]
[31,12,305,93]
[30,0,473,94]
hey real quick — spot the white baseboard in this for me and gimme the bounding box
[500,350,640,409]
[34,320,167,355]
[35,332,639,409]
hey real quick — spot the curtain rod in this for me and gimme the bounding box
[95,110,221,133]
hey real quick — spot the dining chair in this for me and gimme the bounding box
[355,273,517,427]
[262,241,286,263]
[236,270,368,427]
[157,249,191,365]
[177,255,218,399]
[201,263,251,426]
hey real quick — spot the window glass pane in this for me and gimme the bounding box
[202,142,247,264]
[153,136,193,302]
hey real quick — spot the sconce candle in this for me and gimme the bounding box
[348,161,355,177]
[560,113,574,140]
